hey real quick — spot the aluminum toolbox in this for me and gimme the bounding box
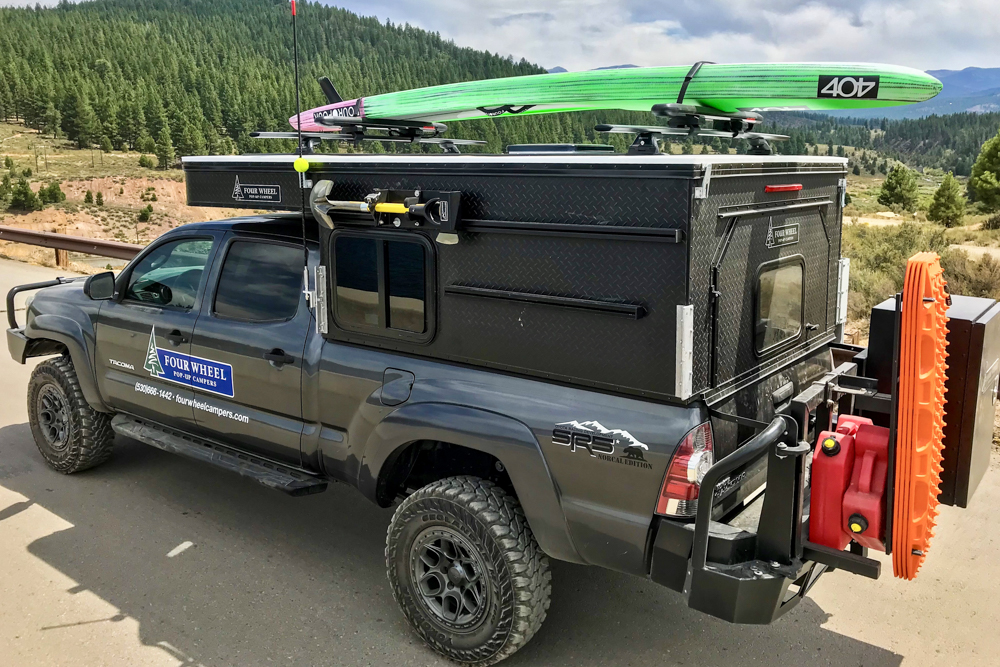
[866,295,1000,507]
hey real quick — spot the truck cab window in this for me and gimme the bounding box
[756,261,803,353]
[334,235,428,335]
[125,239,213,309]
[214,241,304,322]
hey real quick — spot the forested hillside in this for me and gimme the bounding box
[766,112,1000,175]
[0,0,658,155]
[0,0,997,164]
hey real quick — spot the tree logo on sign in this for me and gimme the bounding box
[144,327,164,377]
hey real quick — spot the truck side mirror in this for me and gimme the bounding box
[83,271,116,300]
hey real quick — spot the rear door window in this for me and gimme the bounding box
[214,241,304,322]
[756,259,804,353]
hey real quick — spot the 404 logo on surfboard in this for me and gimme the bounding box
[143,327,235,398]
[817,75,880,99]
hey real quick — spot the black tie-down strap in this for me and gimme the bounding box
[677,61,715,105]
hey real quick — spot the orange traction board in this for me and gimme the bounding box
[892,253,949,579]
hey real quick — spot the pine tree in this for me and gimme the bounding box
[84,190,93,204]
[100,135,113,153]
[928,173,965,227]
[9,178,41,211]
[42,102,62,138]
[878,165,920,211]
[96,191,104,206]
[72,93,100,149]
[970,129,1000,211]
[155,126,175,169]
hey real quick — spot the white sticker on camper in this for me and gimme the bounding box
[765,217,799,249]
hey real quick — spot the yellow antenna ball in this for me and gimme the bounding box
[293,157,310,173]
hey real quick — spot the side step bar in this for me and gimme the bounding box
[111,415,328,497]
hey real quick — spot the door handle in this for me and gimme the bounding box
[263,348,294,366]
[166,330,188,346]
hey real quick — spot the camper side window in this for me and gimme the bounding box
[756,258,804,354]
[333,233,430,339]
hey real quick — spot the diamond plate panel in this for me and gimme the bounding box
[435,232,689,396]
[689,171,844,394]
[312,168,692,228]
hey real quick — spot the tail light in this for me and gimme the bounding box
[655,422,714,518]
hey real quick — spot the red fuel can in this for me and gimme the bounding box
[842,424,890,550]
[809,416,871,550]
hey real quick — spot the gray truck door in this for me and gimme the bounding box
[95,235,218,431]
[187,235,308,465]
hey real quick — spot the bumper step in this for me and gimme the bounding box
[111,415,328,497]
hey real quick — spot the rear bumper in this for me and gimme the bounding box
[650,516,826,624]
[7,327,28,363]
[648,410,879,624]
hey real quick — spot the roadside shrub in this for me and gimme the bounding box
[96,191,104,206]
[138,154,155,168]
[982,214,1000,230]
[22,167,32,178]
[84,190,93,204]
[843,222,949,320]
[941,251,1000,299]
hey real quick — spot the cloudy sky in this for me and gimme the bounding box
[2,1,996,71]
[325,0,1000,71]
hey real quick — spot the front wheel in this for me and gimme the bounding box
[27,356,114,473]
[386,476,551,665]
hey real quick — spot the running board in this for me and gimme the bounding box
[111,415,328,497]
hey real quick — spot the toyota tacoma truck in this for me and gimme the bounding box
[7,145,997,665]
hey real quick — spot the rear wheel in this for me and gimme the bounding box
[386,476,551,665]
[27,356,113,473]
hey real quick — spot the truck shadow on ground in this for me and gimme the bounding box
[0,424,903,667]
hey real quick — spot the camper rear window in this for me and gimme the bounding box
[333,233,429,338]
[756,260,803,354]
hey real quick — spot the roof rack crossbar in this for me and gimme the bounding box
[248,131,485,154]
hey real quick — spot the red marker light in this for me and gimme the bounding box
[765,184,803,193]
[290,0,296,16]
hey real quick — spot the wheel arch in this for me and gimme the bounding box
[24,313,110,413]
[360,402,582,564]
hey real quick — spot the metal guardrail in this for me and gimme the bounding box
[0,225,143,261]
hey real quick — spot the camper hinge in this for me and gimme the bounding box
[694,163,713,199]
[303,265,328,335]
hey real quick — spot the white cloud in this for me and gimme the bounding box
[326,0,1000,71]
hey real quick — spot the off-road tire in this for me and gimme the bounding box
[386,476,551,665]
[27,356,113,473]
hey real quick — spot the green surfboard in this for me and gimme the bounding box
[291,62,942,131]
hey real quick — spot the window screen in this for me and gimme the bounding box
[125,238,213,309]
[756,262,803,353]
[386,240,426,333]
[335,236,380,328]
[214,241,303,322]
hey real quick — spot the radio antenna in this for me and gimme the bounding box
[290,1,312,294]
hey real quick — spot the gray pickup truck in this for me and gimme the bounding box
[7,150,995,665]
